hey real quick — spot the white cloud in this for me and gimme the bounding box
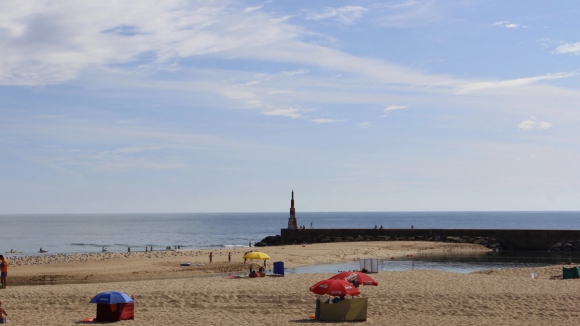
[0,0,456,91]
[384,105,407,112]
[357,122,370,128]
[311,118,343,124]
[493,21,520,28]
[553,42,580,55]
[1,0,575,124]
[281,69,309,75]
[244,0,271,13]
[460,72,575,92]
[261,107,301,119]
[518,116,553,131]
[380,104,407,117]
[305,6,368,24]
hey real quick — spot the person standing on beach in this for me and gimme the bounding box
[209,252,213,263]
[228,252,232,262]
[0,255,7,289]
[0,300,7,323]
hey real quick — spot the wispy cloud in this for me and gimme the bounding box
[304,6,368,24]
[381,105,407,117]
[311,118,343,124]
[493,21,520,29]
[281,69,309,75]
[553,42,580,55]
[245,1,271,13]
[518,116,553,131]
[1,0,576,124]
[0,0,454,92]
[384,105,407,112]
[357,122,370,128]
[460,72,575,92]
[261,107,301,119]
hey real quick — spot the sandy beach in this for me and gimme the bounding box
[2,241,580,325]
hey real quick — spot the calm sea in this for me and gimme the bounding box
[1,211,579,256]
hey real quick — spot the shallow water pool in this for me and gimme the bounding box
[284,251,580,274]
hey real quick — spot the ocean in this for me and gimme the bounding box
[1,211,579,256]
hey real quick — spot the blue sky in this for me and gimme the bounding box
[1,0,579,213]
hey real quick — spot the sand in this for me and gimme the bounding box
[2,241,580,325]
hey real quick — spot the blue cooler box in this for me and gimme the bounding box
[273,261,284,276]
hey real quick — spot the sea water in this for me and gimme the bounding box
[1,211,579,256]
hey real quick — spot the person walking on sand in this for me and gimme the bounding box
[0,255,7,289]
[209,252,213,263]
[228,252,232,262]
[0,300,8,323]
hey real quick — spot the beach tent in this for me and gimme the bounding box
[90,291,135,322]
[563,267,580,279]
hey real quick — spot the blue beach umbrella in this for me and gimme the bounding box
[89,291,134,304]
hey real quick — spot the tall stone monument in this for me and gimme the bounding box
[287,190,298,229]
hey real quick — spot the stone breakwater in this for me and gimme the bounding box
[256,233,506,250]
[255,228,580,251]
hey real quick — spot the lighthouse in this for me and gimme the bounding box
[287,191,298,229]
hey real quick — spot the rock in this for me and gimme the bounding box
[551,242,563,250]
[473,239,488,246]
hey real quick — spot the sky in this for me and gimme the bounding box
[1,0,580,214]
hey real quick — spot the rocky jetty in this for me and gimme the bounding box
[255,234,510,250]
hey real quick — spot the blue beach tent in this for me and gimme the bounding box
[89,291,135,322]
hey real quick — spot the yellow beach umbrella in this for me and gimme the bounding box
[243,252,271,260]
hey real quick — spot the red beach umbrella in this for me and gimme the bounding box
[309,279,361,297]
[329,271,378,286]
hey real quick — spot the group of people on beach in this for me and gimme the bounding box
[249,265,265,278]
[165,245,181,250]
